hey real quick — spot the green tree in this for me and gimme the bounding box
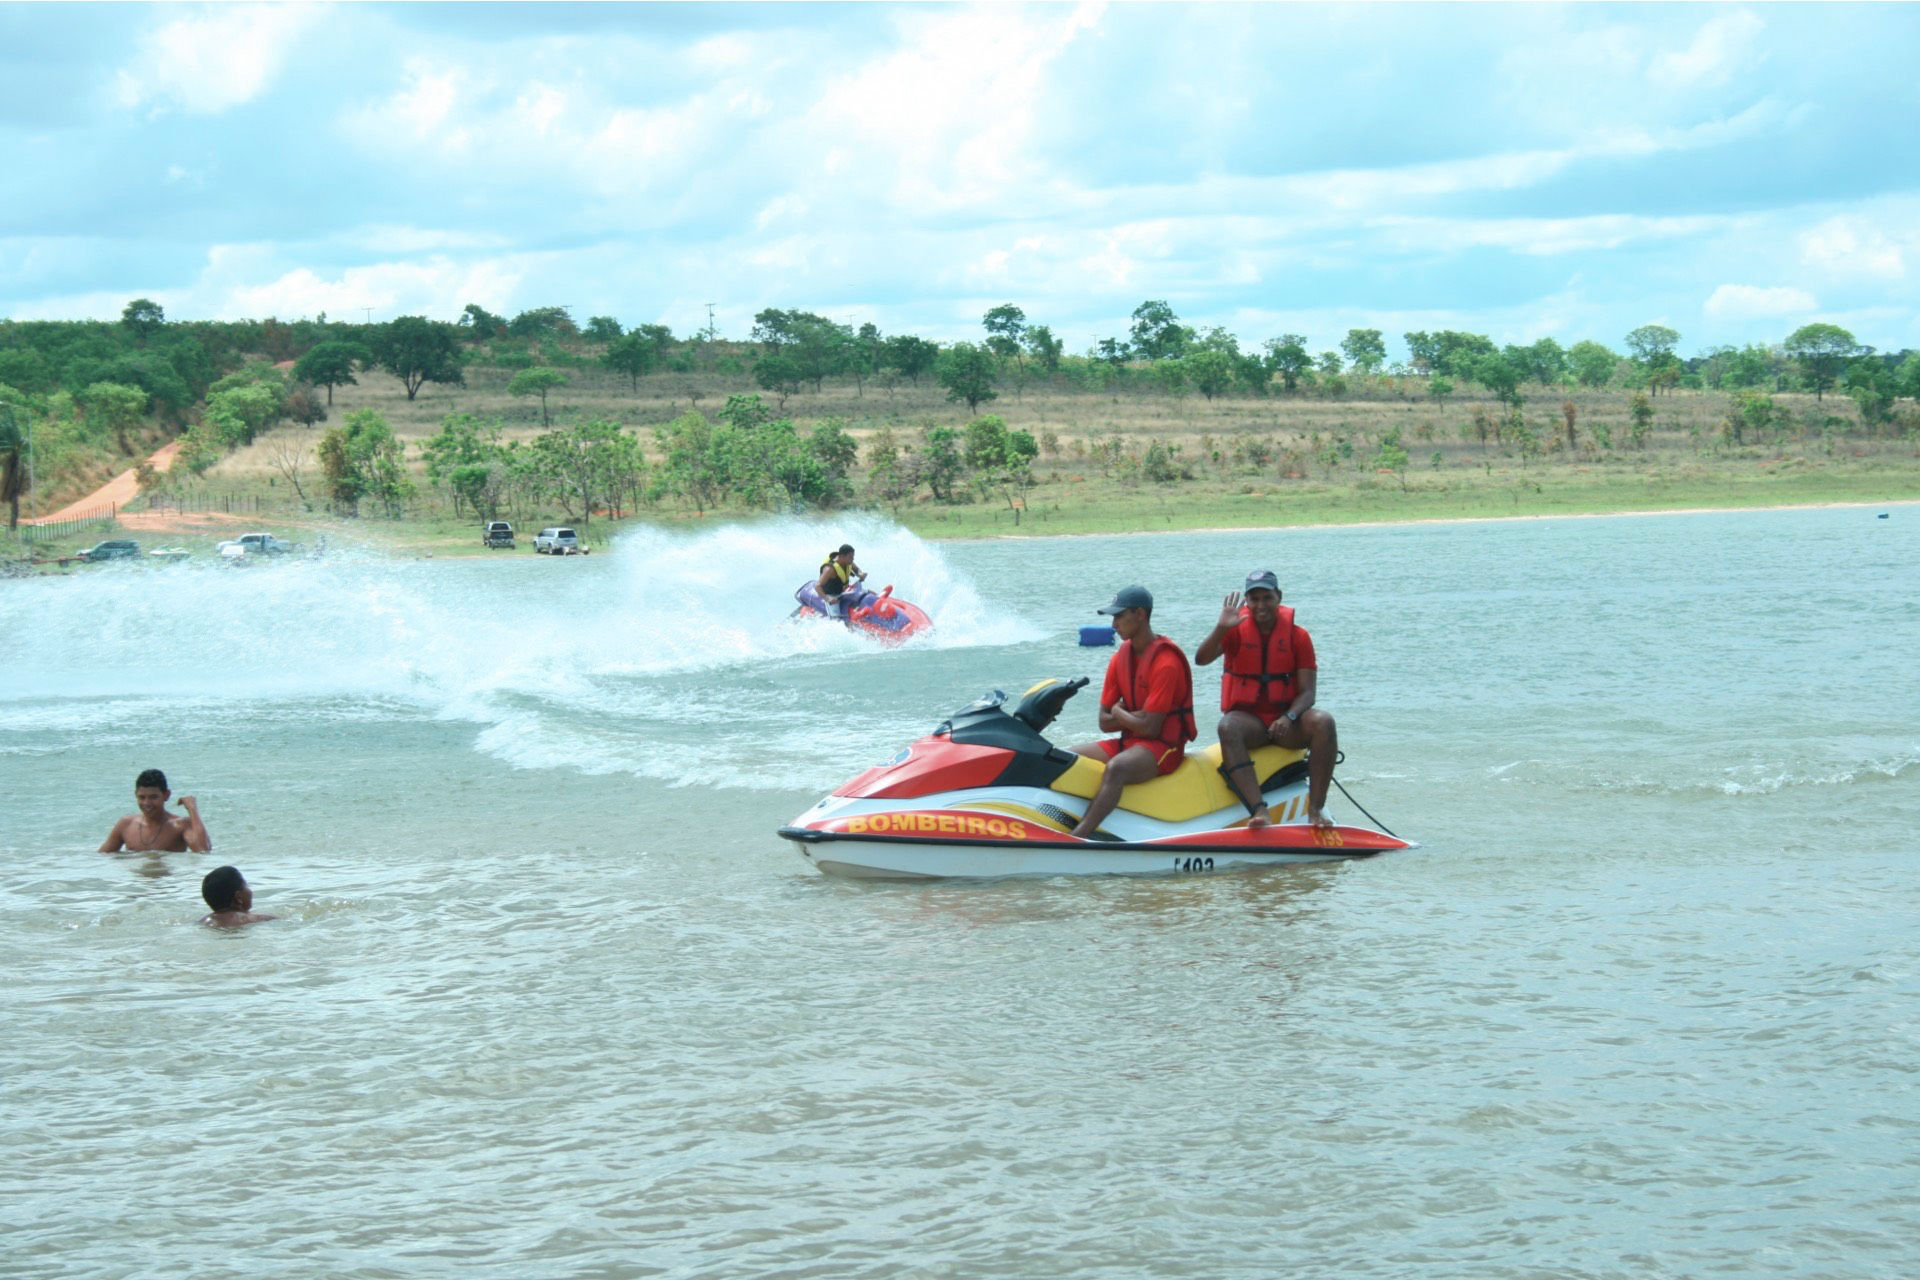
[508,367,568,427]
[1845,358,1897,428]
[76,381,148,452]
[1628,393,1654,447]
[1625,324,1682,396]
[318,409,412,515]
[420,413,502,493]
[751,308,849,391]
[1185,349,1236,401]
[508,307,577,339]
[1024,325,1064,375]
[884,335,939,385]
[1568,340,1618,388]
[372,316,465,400]
[1129,300,1192,361]
[1472,354,1524,408]
[919,425,964,502]
[1783,323,1861,400]
[936,342,999,413]
[292,340,371,405]
[1263,335,1313,391]
[982,304,1027,364]
[1428,331,1498,378]
[1340,328,1387,375]
[458,304,508,341]
[527,419,631,523]
[1404,330,1438,374]
[1521,337,1569,385]
[584,315,623,343]
[120,298,165,345]
[752,352,806,408]
[654,411,723,513]
[1370,427,1409,488]
[201,380,286,448]
[603,331,659,391]
[846,323,883,397]
[0,400,27,529]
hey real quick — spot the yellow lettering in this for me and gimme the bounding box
[849,817,868,834]
[938,815,959,834]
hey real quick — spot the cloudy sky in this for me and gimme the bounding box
[3,2,1916,362]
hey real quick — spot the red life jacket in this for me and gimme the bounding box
[1220,605,1299,714]
[1114,635,1198,746]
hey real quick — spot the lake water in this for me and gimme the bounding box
[3,506,1916,1279]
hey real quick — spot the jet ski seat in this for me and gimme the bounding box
[1047,743,1308,823]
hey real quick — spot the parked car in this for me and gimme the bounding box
[482,521,515,549]
[214,532,293,558]
[533,527,582,554]
[76,538,141,562]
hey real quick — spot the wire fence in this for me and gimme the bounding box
[13,506,118,544]
[138,493,268,516]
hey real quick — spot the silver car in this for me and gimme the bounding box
[533,527,580,554]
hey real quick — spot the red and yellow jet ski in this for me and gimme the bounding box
[779,677,1412,879]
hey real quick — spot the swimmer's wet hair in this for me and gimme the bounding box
[202,866,246,913]
[136,768,168,791]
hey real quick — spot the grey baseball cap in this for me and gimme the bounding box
[1096,585,1153,615]
[1244,570,1281,594]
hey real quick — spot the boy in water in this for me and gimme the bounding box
[99,769,213,853]
[200,866,273,928]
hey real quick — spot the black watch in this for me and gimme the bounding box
[1285,710,1301,724]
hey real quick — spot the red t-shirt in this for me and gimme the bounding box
[1102,637,1192,757]
[1219,620,1316,723]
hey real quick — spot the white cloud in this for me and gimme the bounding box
[182,245,523,321]
[809,4,1099,211]
[1650,11,1766,91]
[1371,213,1726,258]
[1799,217,1908,280]
[1703,284,1818,319]
[114,4,320,115]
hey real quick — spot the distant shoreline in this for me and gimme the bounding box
[948,498,1916,542]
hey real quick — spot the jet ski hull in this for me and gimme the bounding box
[780,821,1401,879]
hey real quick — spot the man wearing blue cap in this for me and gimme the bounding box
[1195,570,1337,828]
[1067,585,1197,838]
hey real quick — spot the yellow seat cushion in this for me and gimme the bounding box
[1048,743,1305,823]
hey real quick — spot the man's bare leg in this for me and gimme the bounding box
[1070,744,1160,837]
[1271,709,1338,827]
[1216,711,1272,827]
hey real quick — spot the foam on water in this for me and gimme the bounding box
[0,516,1040,786]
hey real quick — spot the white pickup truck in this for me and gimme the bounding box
[215,532,294,559]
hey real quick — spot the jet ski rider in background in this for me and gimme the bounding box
[816,544,869,623]
[1195,569,1338,829]
[1068,585,1198,838]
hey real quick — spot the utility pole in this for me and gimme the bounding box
[705,303,717,343]
[361,306,373,325]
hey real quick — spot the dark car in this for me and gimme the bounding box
[77,539,141,562]
[483,521,515,549]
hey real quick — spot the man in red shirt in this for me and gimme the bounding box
[1069,585,1196,838]
[1194,570,1338,828]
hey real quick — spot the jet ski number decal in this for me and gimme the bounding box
[1173,856,1215,873]
[843,812,1031,840]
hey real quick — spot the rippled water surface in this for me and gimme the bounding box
[4,508,1916,1278]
